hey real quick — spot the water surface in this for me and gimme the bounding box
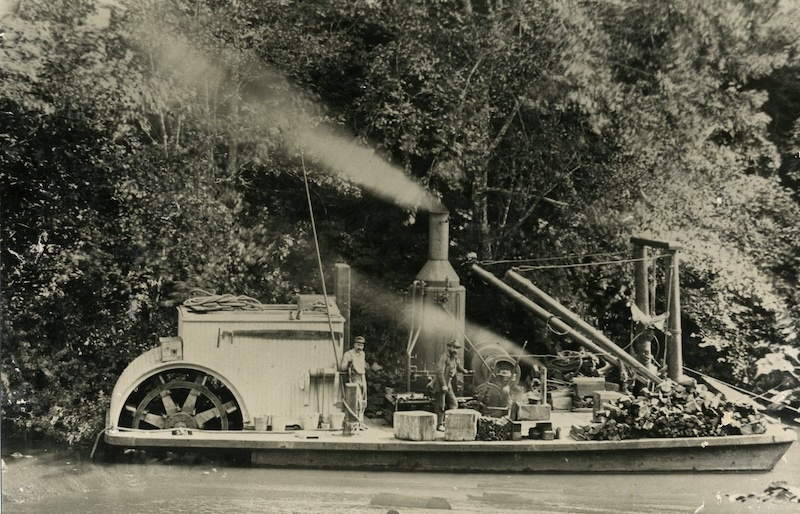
[3,428,798,513]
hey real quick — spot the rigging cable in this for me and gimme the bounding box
[514,253,672,272]
[686,367,800,415]
[479,251,627,266]
[300,153,360,423]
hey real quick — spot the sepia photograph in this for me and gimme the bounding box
[2,0,800,512]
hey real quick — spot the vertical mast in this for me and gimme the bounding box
[631,237,683,381]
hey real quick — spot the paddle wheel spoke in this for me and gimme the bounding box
[141,412,167,429]
[179,375,206,414]
[159,389,179,416]
[121,370,242,431]
[193,407,221,427]
[222,400,238,414]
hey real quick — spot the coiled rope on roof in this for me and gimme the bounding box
[183,290,269,312]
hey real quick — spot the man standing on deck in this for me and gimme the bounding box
[434,339,466,432]
[340,335,367,427]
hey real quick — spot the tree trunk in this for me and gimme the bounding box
[470,96,493,260]
[472,159,493,259]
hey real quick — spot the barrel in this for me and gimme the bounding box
[468,341,520,386]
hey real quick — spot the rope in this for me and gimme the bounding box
[89,428,109,460]
[183,291,269,312]
[547,349,601,374]
[549,355,583,373]
[300,153,361,427]
[545,314,573,337]
[517,352,612,359]
[300,153,339,362]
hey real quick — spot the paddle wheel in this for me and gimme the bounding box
[119,368,242,431]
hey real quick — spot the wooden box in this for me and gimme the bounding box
[159,337,183,362]
[572,377,606,398]
[550,390,572,410]
[393,411,437,441]
[592,391,626,421]
[444,409,480,441]
[516,403,551,421]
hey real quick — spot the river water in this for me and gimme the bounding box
[3,429,799,514]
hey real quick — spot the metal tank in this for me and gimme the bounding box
[406,209,466,382]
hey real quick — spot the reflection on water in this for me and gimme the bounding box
[3,428,799,514]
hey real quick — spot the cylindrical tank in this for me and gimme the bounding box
[410,209,466,373]
[468,341,520,386]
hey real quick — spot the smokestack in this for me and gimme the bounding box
[415,209,460,286]
[407,207,466,384]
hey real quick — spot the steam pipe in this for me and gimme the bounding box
[406,281,424,391]
[470,265,620,367]
[470,264,661,384]
[429,208,449,261]
[503,269,662,384]
[416,210,460,286]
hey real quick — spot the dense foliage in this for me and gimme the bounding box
[2,0,799,444]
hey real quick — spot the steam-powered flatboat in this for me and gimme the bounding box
[104,210,796,472]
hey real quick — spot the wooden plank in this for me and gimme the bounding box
[630,237,683,251]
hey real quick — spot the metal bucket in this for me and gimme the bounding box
[329,412,345,429]
[254,415,269,432]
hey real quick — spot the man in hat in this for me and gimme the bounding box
[434,338,467,432]
[340,335,368,426]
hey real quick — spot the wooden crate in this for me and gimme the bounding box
[444,409,480,441]
[516,403,551,421]
[573,377,606,398]
[592,391,626,421]
[393,411,437,441]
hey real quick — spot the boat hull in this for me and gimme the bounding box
[105,418,796,473]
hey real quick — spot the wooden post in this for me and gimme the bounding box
[343,382,360,435]
[666,250,683,381]
[631,237,683,382]
[335,264,351,351]
[632,244,653,369]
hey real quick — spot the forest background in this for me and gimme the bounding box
[2,0,800,446]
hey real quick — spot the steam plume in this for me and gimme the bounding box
[149,32,441,212]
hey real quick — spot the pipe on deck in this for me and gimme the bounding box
[470,264,661,384]
[504,270,661,383]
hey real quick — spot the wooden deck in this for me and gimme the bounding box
[105,411,796,473]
